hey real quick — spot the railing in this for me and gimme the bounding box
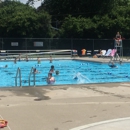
[15,67,22,87]
[0,49,72,60]
[29,67,36,87]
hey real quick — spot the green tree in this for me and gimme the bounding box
[57,0,130,38]
[39,0,130,38]
[60,15,95,38]
[0,0,53,38]
[41,0,121,19]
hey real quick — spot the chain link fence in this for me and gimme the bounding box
[0,38,129,56]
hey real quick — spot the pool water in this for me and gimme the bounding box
[0,60,130,87]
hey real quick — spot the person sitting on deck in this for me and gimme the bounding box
[72,50,78,57]
[81,49,86,56]
[95,49,102,58]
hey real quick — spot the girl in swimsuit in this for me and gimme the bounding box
[115,32,121,46]
[47,73,55,84]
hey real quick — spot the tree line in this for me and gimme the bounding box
[0,0,130,38]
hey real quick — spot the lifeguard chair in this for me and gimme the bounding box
[114,38,122,47]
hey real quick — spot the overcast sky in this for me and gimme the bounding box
[19,0,42,8]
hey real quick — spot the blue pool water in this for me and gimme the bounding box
[0,59,130,87]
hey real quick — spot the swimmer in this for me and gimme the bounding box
[50,56,52,63]
[0,65,8,68]
[25,55,28,62]
[47,73,55,84]
[49,65,55,73]
[73,72,80,80]
[55,70,59,75]
[33,68,40,74]
[18,54,21,61]
[14,57,17,64]
[4,65,8,68]
[74,76,78,79]
[119,60,122,65]
[108,62,117,68]
[37,57,41,64]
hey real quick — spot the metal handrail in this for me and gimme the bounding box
[15,67,22,87]
[28,67,36,87]
[0,49,71,51]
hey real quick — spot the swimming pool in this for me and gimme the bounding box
[0,59,130,87]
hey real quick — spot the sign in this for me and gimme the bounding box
[34,42,43,47]
[11,42,18,46]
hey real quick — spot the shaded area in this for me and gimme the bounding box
[0,87,51,100]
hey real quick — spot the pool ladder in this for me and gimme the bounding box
[29,67,36,87]
[15,67,36,87]
[15,67,22,87]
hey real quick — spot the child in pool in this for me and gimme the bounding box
[49,65,55,73]
[47,73,55,84]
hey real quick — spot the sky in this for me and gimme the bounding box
[19,0,42,8]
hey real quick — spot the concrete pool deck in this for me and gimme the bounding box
[0,57,130,130]
[70,117,130,130]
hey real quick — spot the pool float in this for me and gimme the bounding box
[0,119,8,128]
